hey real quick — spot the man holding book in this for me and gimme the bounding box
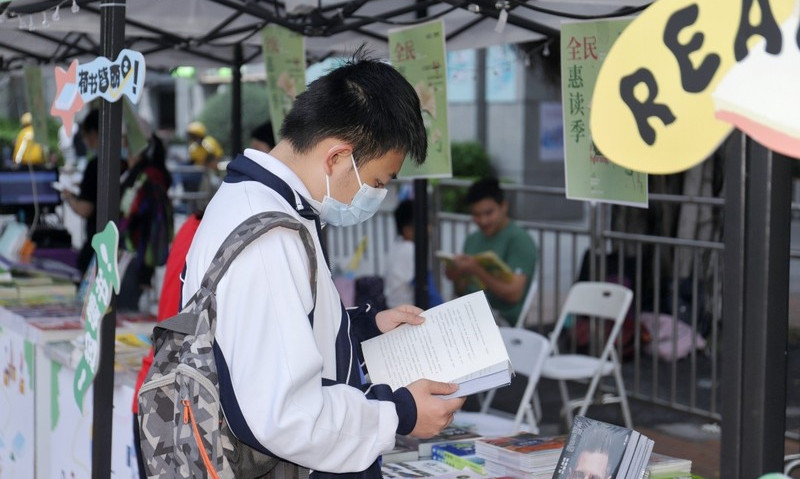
[181,50,466,478]
[444,177,538,326]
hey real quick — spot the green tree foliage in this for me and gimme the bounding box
[198,83,270,155]
[440,141,494,213]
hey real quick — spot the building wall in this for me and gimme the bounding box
[447,49,582,221]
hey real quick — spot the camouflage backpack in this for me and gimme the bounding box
[138,211,317,478]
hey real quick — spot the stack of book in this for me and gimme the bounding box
[552,416,654,479]
[0,274,76,301]
[383,442,420,463]
[394,424,482,458]
[380,459,486,479]
[646,452,693,478]
[431,441,485,474]
[474,432,566,479]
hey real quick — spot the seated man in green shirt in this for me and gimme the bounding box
[444,177,538,325]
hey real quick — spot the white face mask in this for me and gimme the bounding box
[319,154,387,227]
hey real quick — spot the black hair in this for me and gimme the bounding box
[125,133,172,188]
[81,108,100,135]
[280,46,427,166]
[466,177,504,205]
[394,199,414,232]
[251,121,275,148]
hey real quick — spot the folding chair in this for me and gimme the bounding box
[455,327,550,436]
[513,262,539,329]
[540,281,634,429]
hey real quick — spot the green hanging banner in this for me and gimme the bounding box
[389,19,452,179]
[73,222,121,412]
[261,25,306,143]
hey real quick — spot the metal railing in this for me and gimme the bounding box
[325,179,800,438]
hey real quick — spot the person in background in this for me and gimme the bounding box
[117,133,173,311]
[186,121,225,209]
[443,177,537,325]
[61,109,101,276]
[131,207,201,478]
[250,121,276,152]
[384,198,443,309]
[12,112,45,166]
[186,120,224,167]
[57,123,78,170]
[179,50,464,478]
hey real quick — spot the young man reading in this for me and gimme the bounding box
[444,177,538,325]
[182,51,466,478]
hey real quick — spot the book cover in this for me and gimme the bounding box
[431,442,484,474]
[432,451,484,474]
[396,425,481,458]
[552,416,633,479]
[431,441,475,458]
[436,250,514,289]
[474,432,565,470]
[362,291,513,399]
[381,459,457,478]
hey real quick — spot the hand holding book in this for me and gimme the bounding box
[362,291,513,398]
[438,251,514,292]
[405,380,465,438]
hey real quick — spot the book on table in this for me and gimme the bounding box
[431,441,485,474]
[382,442,420,464]
[646,452,692,478]
[380,459,487,479]
[482,458,556,479]
[435,250,514,288]
[552,416,653,479]
[361,290,513,399]
[474,432,565,472]
[395,424,481,458]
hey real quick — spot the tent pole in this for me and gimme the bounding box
[412,0,429,310]
[476,48,487,148]
[721,133,790,477]
[93,1,125,478]
[232,43,243,156]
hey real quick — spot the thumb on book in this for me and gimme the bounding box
[427,380,460,396]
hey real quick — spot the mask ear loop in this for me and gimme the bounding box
[349,154,364,187]
[325,174,332,197]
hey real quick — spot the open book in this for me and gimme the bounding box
[436,250,514,287]
[361,291,512,399]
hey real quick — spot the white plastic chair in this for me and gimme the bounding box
[540,281,634,429]
[786,453,800,475]
[513,263,539,329]
[455,327,550,436]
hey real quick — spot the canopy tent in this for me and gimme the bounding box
[0,0,649,70]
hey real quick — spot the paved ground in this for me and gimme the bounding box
[467,326,800,479]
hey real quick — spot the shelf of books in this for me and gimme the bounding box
[383,417,700,479]
[0,296,155,479]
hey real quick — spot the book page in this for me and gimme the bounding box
[473,251,513,282]
[362,291,509,390]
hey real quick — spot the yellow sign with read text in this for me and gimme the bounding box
[591,0,797,174]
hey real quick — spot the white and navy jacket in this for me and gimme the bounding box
[182,150,416,478]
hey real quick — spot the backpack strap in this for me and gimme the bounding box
[199,211,317,300]
[156,211,317,341]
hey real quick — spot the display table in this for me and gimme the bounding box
[0,300,154,478]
